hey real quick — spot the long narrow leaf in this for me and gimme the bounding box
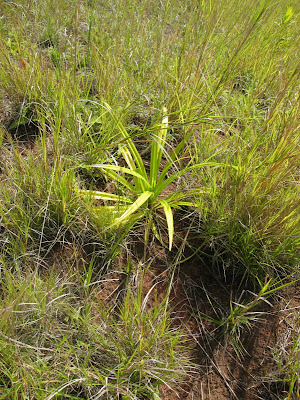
[93,206,144,223]
[90,164,150,188]
[150,108,168,187]
[113,191,153,225]
[120,145,136,170]
[159,199,174,251]
[102,102,148,183]
[120,145,143,192]
[97,168,136,193]
[78,189,133,203]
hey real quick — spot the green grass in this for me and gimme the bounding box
[0,268,189,399]
[0,0,299,398]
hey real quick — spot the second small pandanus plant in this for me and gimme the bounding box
[78,104,234,251]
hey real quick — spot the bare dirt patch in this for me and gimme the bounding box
[157,261,299,400]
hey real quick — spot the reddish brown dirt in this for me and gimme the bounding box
[37,209,300,400]
[146,239,300,400]
[75,236,297,400]
[158,264,300,400]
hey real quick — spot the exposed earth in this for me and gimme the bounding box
[49,232,300,400]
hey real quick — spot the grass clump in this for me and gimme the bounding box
[273,312,300,399]
[0,269,189,399]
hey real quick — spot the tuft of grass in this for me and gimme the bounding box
[198,276,297,358]
[0,268,191,399]
[272,298,300,399]
[190,84,300,280]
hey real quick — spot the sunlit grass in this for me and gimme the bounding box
[0,0,299,397]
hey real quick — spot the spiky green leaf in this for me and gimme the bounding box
[159,199,174,251]
[150,108,168,187]
[78,189,133,203]
[113,191,153,225]
[90,164,150,188]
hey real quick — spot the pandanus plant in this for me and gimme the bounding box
[78,104,232,251]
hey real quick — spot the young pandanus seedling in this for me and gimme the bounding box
[78,103,236,252]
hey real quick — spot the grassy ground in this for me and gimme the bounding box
[0,0,299,398]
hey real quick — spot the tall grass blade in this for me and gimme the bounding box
[150,107,168,187]
[159,199,174,251]
[114,191,153,225]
